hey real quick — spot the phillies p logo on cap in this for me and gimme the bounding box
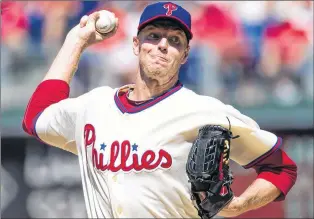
[163,3,178,16]
[137,1,193,40]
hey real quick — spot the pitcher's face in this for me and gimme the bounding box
[133,24,190,84]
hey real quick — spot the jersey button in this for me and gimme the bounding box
[117,205,123,215]
[112,175,117,182]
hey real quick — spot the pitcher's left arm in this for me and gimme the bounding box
[218,106,297,217]
[219,147,297,217]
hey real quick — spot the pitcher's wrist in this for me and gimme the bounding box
[64,34,87,52]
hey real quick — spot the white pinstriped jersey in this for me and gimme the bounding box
[35,83,281,218]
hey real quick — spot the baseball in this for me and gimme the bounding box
[95,10,117,34]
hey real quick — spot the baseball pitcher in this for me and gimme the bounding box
[23,2,297,218]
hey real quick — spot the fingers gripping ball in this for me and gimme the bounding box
[95,10,117,34]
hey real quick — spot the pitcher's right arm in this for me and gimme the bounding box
[22,12,118,154]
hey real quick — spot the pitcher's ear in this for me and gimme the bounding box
[181,45,190,64]
[133,36,140,56]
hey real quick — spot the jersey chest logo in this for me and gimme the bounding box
[84,124,173,172]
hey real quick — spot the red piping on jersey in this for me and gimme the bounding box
[243,137,282,169]
[31,112,43,138]
[22,79,70,137]
[114,81,183,114]
[118,91,143,109]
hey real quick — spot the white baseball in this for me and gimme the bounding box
[95,10,117,34]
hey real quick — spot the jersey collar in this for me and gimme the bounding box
[114,81,183,114]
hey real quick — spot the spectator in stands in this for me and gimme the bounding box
[1,2,30,79]
[70,1,129,94]
[192,2,247,102]
[258,1,312,106]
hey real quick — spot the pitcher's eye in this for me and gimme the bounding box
[169,36,180,45]
[148,33,160,40]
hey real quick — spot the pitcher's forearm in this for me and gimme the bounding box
[42,36,86,84]
[219,178,281,217]
[239,178,281,212]
[42,11,117,84]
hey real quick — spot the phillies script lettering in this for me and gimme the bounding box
[84,124,172,172]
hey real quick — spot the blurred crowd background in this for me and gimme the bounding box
[1,1,313,218]
[1,0,313,134]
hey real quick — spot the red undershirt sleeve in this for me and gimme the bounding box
[22,79,70,136]
[252,148,297,201]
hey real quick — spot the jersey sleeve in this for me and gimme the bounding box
[23,79,113,155]
[33,86,109,154]
[34,96,84,154]
[200,96,296,200]
[222,105,282,168]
